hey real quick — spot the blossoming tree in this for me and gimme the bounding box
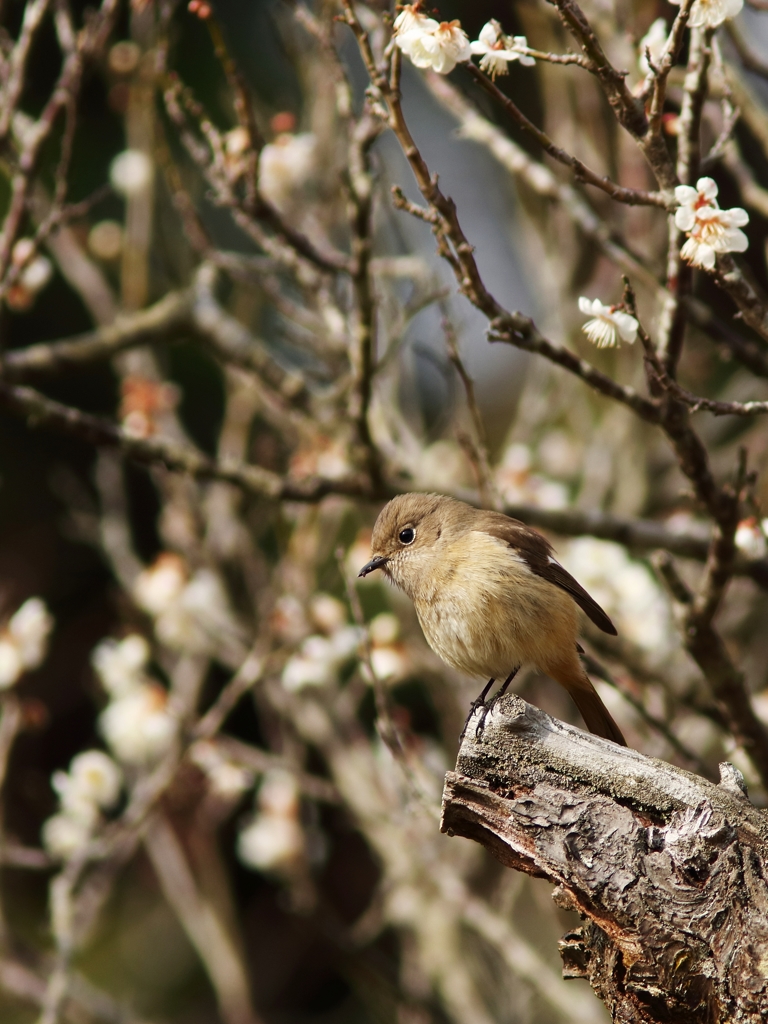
[2,0,768,1022]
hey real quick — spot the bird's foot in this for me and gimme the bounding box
[473,695,500,739]
[460,698,488,742]
[460,696,495,745]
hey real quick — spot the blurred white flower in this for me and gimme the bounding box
[258,769,300,817]
[135,555,240,656]
[347,530,374,585]
[369,613,400,647]
[88,220,123,261]
[258,132,316,211]
[669,0,742,28]
[237,814,304,871]
[470,21,535,78]
[92,634,150,698]
[42,813,93,859]
[9,597,54,668]
[62,750,123,811]
[370,645,407,680]
[223,126,251,180]
[367,612,407,681]
[99,683,177,765]
[43,750,123,860]
[157,569,236,654]
[495,443,570,510]
[0,642,23,690]
[637,18,668,76]
[416,440,473,491]
[50,771,100,827]
[237,770,304,872]
[270,595,309,644]
[578,297,638,348]
[309,593,347,635]
[189,741,252,799]
[289,435,349,481]
[735,519,767,559]
[0,597,53,689]
[395,11,471,74]
[108,40,141,75]
[110,149,153,196]
[11,238,35,266]
[328,625,363,661]
[134,553,187,615]
[563,538,671,653]
[9,239,53,308]
[282,626,362,692]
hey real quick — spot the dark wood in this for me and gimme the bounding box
[441,695,768,1023]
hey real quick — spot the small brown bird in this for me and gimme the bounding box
[358,493,626,745]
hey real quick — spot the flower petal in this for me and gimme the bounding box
[696,177,719,201]
[674,185,698,205]
[675,208,696,232]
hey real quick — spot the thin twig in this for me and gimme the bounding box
[465,64,671,209]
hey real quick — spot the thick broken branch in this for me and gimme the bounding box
[442,695,768,1023]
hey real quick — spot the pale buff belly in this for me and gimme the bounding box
[411,541,580,680]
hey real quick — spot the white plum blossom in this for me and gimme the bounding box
[675,177,749,270]
[282,626,362,692]
[42,813,93,859]
[563,538,672,654]
[42,749,123,860]
[578,297,639,348]
[676,175,719,215]
[88,220,123,261]
[735,519,767,559]
[237,770,304,873]
[7,239,53,311]
[394,9,471,75]
[495,443,570,510]
[392,4,432,36]
[367,613,407,681]
[52,750,122,818]
[637,18,668,76]
[189,741,252,799]
[134,553,186,615]
[8,597,53,667]
[92,634,151,698]
[237,815,305,872]
[0,597,54,689]
[470,20,535,79]
[99,683,177,765]
[308,593,347,635]
[110,149,153,196]
[669,0,743,29]
[134,554,242,657]
[257,132,317,211]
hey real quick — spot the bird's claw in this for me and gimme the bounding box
[459,698,495,743]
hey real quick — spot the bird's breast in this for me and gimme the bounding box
[410,532,578,678]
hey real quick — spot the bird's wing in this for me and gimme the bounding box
[480,513,618,636]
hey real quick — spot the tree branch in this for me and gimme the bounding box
[442,695,768,1023]
[464,65,670,208]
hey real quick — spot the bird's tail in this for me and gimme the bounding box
[547,661,627,746]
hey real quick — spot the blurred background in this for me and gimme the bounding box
[1,0,768,1021]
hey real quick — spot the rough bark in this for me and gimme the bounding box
[441,695,768,1023]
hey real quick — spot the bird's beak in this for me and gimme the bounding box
[358,555,389,578]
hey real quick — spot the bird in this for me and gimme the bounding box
[358,492,626,746]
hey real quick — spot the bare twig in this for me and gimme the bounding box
[465,64,671,209]
[144,813,263,1024]
[0,378,376,502]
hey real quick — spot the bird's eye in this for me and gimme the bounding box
[398,527,415,545]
